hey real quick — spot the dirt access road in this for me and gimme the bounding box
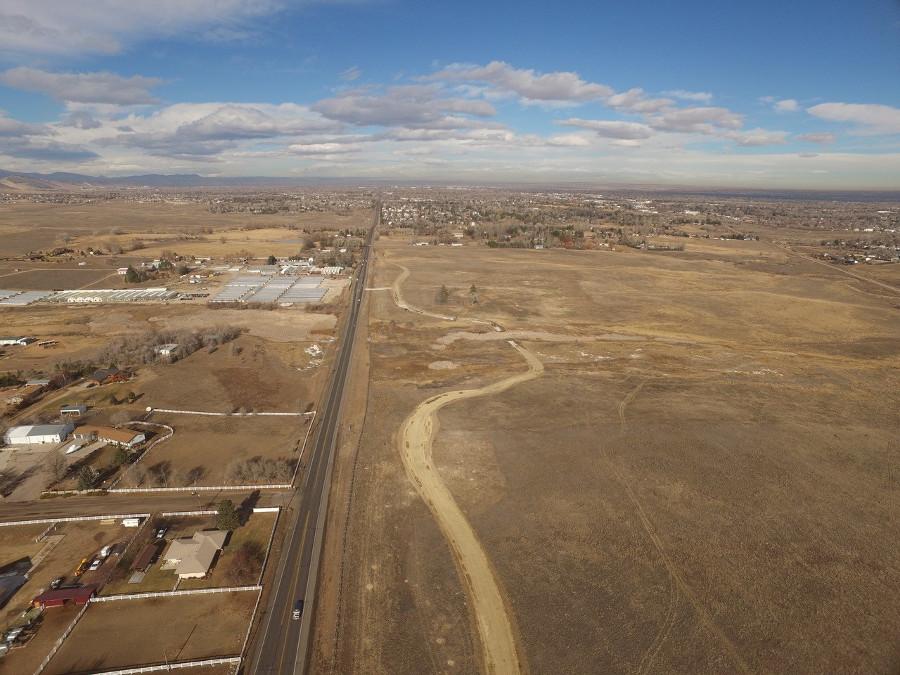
[399,339,543,675]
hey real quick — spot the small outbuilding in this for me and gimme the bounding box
[131,541,164,572]
[153,343,179,357]
[61,404,88,416]
[0,337,32,346]
[31,585,96,608]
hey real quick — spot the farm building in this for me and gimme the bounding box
[131,541,164,572]
[153,343,179,356]
[60,404,88,416]
[0,337,34,346]
[31,585,96,608]
[85,369,130,386]
[4,384,43,405]
[163,530,228,579]
[73,425,146,447]
[3,423,74,445]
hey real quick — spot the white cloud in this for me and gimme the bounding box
[424,61,611,102]
[557,118,654,140]
[0,114,47,137]
[723,128,790,146]
[287,141,364,156]
[0,67,162,105]
[312,85,497,128]
[647,106,744,133]
[339,66,361,83]
[773,99,799,113]
[87,102,340,159]
[0,1,281,56]
[798,132,836,144]
[605,88,674,113]
[664,89,713,102]
[807,102,900,135]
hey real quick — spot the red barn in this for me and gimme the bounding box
[32,585,96,608]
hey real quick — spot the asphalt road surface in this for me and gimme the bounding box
[249,204,378,674]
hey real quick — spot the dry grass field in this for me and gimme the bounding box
[43,591,255,674]
[133,413,310,487]
[0,199,370,259]
[1,300,333,494]
[331,238,899,673]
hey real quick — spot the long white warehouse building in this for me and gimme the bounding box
[3,423,74,445]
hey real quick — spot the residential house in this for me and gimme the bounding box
[85,369,130,386]
[73,425,146,448]
[162,530,228,579]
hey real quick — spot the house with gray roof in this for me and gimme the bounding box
[162,530,228,579]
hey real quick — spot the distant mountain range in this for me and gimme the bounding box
[1,169,898,202]
[0,169,373,192]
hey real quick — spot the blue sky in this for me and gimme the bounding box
[0,0,898,188]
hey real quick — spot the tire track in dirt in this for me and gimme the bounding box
[399,340,543,675]
[390,263,457,321]
[606,382,750,674]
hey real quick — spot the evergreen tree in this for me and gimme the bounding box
[216,499,240,530]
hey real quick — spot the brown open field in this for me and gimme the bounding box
[43,590,255,674]
[329,238,899,673]
[129,413,310,487]
[0,199,369,258]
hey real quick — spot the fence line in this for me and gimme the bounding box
[240,505,284,661]
[0,513,150,528]
[33,599,90,674]
[290,410,317,486]
[88,656,240,674]
[109,484,291,494]
[109,422,174,489]
[150,408,315,417]
[3,506,280,529]
[92,585,261,602]
[35,522,57,542]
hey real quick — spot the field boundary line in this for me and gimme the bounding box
[150,408,315,417]
[0,513,151,527]
[109,483,291,494]
[33,597,91,674]
[290,410,317,486]
[88,656,241,674]
[236,505,281,667]
[93,585,261,602]
[109,422,173,489]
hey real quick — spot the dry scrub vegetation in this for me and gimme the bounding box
[332,238,899,674]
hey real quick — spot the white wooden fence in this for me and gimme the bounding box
[91,585,261,602]
[85,656,240,674]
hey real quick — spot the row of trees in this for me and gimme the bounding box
[93,326,243,370]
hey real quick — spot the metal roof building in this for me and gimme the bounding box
[32,585,97,608]
[3,423,74,445]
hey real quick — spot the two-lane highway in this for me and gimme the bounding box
[250,204,378,674]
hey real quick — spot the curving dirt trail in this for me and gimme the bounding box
[390,263,457,321]
[399,340,543,674]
